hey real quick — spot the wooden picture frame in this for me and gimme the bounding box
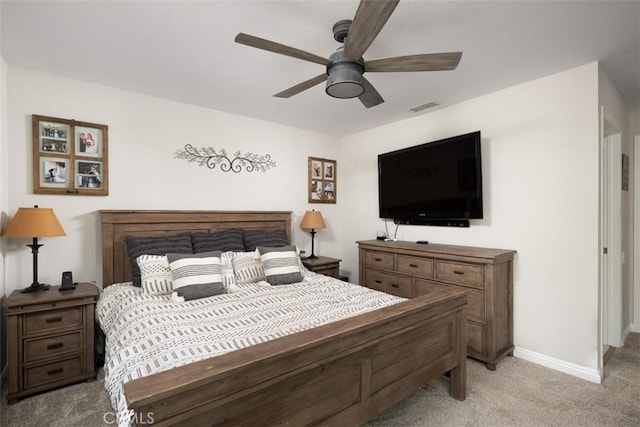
[33,115,108,195]
[308,157,336,203]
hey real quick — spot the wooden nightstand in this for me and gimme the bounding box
[5,282,99,403]
[302,256,341,278]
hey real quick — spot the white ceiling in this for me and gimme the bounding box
[2,0,639,136]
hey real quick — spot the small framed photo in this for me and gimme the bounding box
[622,154,629,191]
[75,160,103,189]
[323,161,335,180]
[75,126,103,157]
[311,159,323,179]
[39,121,70,154]
[308,157,336,204]
[39,157,69,188]
[32,114,109,195]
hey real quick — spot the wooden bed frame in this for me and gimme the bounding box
[100,210,467,426]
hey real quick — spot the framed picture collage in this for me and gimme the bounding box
[33,114,109,196]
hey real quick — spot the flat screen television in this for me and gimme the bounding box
[378,131,483,227]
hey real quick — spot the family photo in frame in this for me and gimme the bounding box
[308,157,336,204]
[33,114,109,195]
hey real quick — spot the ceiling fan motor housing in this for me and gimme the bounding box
[332,19,352,43]
[326,50,365,98]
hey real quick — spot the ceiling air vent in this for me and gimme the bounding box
[409,102,439,113]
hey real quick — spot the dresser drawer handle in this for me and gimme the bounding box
[47,368,64,376]
[391,284,399,288]
[47,342,64,350]
[375,280,382,284]
[374,258,382,262]
[45,317,63,324]
[409,263,418,268]
[453,270,465,275]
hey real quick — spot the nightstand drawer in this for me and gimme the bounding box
[396,255,433,278]
[24,357,83,389]
[23,307,82,335]
[436,261,484,289]
[24,332,82,363]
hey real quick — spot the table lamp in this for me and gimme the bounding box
[2,205,67,293]
[300,210,326,259]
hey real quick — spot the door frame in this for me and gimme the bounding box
[599,110,623,376]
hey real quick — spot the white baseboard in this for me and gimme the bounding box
[513,346,602,384]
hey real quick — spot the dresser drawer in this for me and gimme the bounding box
[363,269,413,298]
[24,307,82,335]
[24,357,83,389]
[467,322,486,355]
[396,255,433,278]
[363,251,394,270]
[436,261,484,289]
[24,331,83,363]
[414,280,485,323]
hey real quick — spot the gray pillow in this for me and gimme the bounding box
[125,234,193,286]
[258,245,303,285]
[243,230,288,251]
[191,229,245,253]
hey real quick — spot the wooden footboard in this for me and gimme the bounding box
[124,289,467,426]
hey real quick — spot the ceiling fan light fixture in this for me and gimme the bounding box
[326,63,364,98]
[325,50,364,99]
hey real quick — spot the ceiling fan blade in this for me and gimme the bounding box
[359,77,384,108]
[235,33,331,66]
[366,52,463,72]
[344,0,399,60]
[274,74,328,98]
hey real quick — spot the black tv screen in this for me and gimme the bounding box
[378,131,483,224]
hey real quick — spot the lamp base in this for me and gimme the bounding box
[306,254,319,260]
[20,283,51,293]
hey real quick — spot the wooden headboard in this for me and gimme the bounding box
[100,210,292,287]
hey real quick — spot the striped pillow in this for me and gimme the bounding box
[124,234,193,286]
[137,255,172,295]
[258,245,303,285]
[167,251,225,301]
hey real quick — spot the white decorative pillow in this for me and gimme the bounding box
[167,251,225,301]
[258,245,303,285]
[220,251,238,290]
[231,250,265,284]
[137,255,173,295]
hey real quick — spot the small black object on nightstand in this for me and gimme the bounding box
[416,240,429,244]
[59,271,76,291]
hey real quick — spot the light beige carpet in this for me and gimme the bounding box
[2,333,638,426]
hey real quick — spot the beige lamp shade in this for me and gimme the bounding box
[300,210,326,230]
[2,206,66,238]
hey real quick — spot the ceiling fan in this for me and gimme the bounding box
[234,0,462,108]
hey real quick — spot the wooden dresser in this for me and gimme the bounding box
[358,240,515,370]
[5,282,98,403]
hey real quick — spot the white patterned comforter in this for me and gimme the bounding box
[96,271,404,426]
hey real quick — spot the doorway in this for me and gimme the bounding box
[600,115,623,374]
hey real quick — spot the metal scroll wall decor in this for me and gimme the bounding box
[174,144,276,173]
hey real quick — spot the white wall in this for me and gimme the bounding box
[5,67,341,294]
[340,63,602,376]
